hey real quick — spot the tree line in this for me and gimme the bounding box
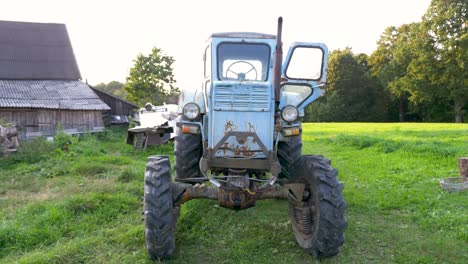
[94,0,466,123]
[306,0,467,123]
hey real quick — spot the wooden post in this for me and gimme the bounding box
[459,157,468,179]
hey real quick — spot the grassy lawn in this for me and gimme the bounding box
[1,123,467,263]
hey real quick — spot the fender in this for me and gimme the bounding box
[178,87,206,114]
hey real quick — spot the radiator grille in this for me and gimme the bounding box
[213,84,270,111]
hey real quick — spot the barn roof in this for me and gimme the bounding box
[0,80,110,110]
[0,20,81,80]
[91,87,139,109]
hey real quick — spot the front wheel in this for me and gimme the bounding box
[288,155,347,257]
[144,156,179,260]
[174,117,203,182]
[277,134,302,179]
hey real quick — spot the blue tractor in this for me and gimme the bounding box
[143,17,347,260]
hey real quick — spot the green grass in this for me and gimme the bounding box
[1,124,467,263]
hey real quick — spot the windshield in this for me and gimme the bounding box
[217,43,270,81]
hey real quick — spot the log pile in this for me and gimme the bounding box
[459,157,468,179]
[0,125,19,153]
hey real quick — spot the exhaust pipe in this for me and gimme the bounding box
[273,17,283,105]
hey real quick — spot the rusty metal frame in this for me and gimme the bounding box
[201,131,280,177]
[214,131,268,155]
[172,182,304,210]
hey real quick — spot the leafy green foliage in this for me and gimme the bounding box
[1,124,467,263]
[53,128,79,151]
[93,81,126,98]
[369,0,467,122]
[414,0,468,122]
[124,47,180,106]
[1,138,55,165]
[0,117,12,127]
[305,49,385,122]
[370,24,422,122]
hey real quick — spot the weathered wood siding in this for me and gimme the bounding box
[0,109,105,139]
[92,89,137,116]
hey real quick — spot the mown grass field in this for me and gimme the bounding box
[1,123,467,263]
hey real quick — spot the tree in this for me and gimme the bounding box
[124,47,180,106]
[412,0,467,122]
[369,24,425,122]
[93,81,125,98]
[369,26,398,74]
[305,48,385,122]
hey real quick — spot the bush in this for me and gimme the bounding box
[14,138,56,163]
[54,129,78,151]
[0,117,12,126]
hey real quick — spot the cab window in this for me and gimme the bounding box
[217,43,270,81]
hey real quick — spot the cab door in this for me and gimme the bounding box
[279,43,328,112]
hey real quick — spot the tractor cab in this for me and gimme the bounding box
[209,32,275,82]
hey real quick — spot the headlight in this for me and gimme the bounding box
[183,103,200,120]
[281,105,298,122]
[144,103,153,111]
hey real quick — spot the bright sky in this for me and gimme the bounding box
[1,0,431,90]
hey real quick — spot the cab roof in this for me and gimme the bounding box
[210,32,276,39]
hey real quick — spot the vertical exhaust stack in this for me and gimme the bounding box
[273,17,283,105]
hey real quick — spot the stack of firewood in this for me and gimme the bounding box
[0,125,19,153]
[460,158,468,180]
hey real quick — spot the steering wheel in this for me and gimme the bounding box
[225,61,258,81]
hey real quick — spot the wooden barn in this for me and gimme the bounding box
[90,87,139,125]
[0,20,110,140]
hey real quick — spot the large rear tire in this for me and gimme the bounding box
[277,135,302,179]
[288,155,347,257]
[144,156,179,260]
[174,117,203,181]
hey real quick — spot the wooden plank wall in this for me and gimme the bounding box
[92,89,137,116]
[0,109,105,139]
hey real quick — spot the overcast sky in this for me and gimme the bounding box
[1,0,432,89]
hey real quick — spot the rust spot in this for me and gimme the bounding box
[222,142,229,155]
[240,145,254,156]
[233,145,241,156]
[236,134,247,144]
[218,188,256,210]
[224,120,236,135]
[247,122,257,144]
[179,191,192,205]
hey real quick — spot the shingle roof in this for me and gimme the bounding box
[0,20,81,80]
[91,87,139,108]
[0,80,110,110]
